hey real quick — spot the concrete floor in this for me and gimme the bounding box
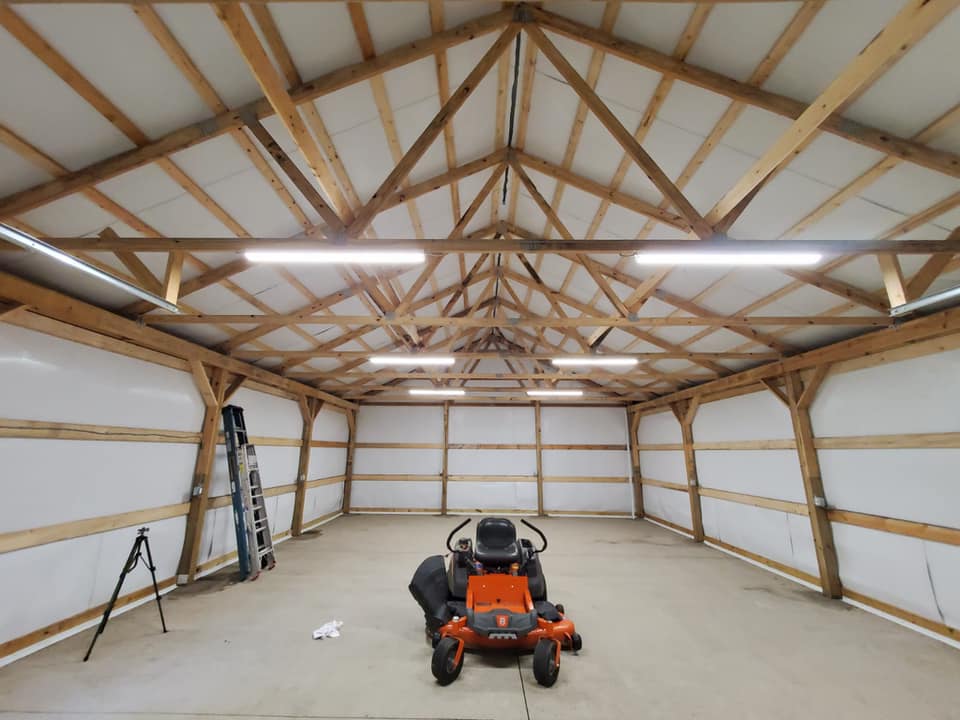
[2,515,959,720]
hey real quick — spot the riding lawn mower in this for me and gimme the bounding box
[409,517,581,687]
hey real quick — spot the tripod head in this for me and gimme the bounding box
[137,526,150,537]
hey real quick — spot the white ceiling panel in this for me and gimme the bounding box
[363,1,430,56]
[858,163,960,223]
[613,2,694,57]
[268,2,360,82]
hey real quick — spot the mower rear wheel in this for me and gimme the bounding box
[431,637,463,686]
[533,639,560,687]
[570,632,582,652]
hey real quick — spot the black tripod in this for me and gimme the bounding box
[83,526,167,661]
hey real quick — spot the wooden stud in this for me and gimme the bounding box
[441,401,450,515]
[292,398,323,536]
[534,401,544,516]
[342,409,358,514]
[628,410,644,518]
[784,370,842,599]
[162,252,185,306]
[672,397,704,541]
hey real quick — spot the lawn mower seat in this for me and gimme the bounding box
[475,517,522,567]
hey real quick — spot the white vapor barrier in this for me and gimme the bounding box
[540,406,627,444]
[541,450,628,478]
[309,405,349,480]
[0,515,185,648]
[833,523,960,630]
[642,485,691,529]
[701,497,818,579]
[1,438,195,532]
[694,450,806,503]
[638,450,686,485]
[637,410,681,444]
[448,448,536,475]
[351,480,441,510]
[208,444,300,494]
[693,389,793,440]
[543,482,632,513]
[357,405,443,443]
[197,505,235,565]
[228,387,303,439]
[313,406,349,443]
[303,482,343,522]
[819,449,960,528]
[0,323,204,430]
[270,492,296,536]
[450,406,535,443]
[354,447,442,475]
[447,481,538,512]
[811,348,960,435]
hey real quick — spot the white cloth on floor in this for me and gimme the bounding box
[312,620,343,639]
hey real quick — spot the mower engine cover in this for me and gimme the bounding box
[409,554,453,630]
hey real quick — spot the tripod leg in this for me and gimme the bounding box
[142,536,168,633]
[83,536,141,662]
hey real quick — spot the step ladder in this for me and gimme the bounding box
[221,405,276,581]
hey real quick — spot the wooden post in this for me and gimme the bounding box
[784,368,843,598]
[441,401,450,515]
[342,408,357,514]
[177,365,228,583]
[627,409,644,519]
[672,398,703,541]
[534,401,544,516]
[292,398,322,537]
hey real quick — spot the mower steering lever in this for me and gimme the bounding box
[445,518,472,553]
[521,519,548,553]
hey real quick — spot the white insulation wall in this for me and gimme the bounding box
[353,404,631,516]
[304,406,348,525]
[0,323,200,657]
[637,345,960,640]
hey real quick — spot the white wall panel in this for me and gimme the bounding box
[357,406,442,443]
[695,449,806,503]
[303,482,343,522]
[354,448,442,475]
[1,439,195,532]
[925,542,960,631]
[540,406,626,443]
[637,410,681,444]
[701,497,818,578]
[449,406,535,443]
[638,450,686,484]
[542,449,628,478]
[313,406,349,442]
[350,480,441,509]
[448,448,536,476]
[543,482,632,513]
[0,515,185,647]
[308,446,347,479]
[694,390,794,440]
[0,324,203,431]
[820,449,960,528]
[642,485,691,529]
[812,349,960,435]
[270,492,295,535]
[229,387,302,439]
[197,505,235,565]
[250,446,300,490]
[447,481,538,512]
[833,523,951,627]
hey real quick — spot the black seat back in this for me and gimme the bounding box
[476,517,516,549]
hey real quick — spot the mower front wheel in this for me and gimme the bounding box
[431,637,463,686]
[533,639,560,687]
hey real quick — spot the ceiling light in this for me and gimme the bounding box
[370,355,456,366]
[551,357,637,367]
[0,223,181,313]
[409,388,466,397]
[245,250,425,264]
[635,251,821,266]
[526,390,584,397]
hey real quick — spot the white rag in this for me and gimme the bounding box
[312,620,343,640]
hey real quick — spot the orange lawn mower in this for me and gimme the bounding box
[409,517,582,687]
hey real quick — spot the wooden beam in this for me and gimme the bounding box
[162,252,185,305]
[528,5,960,179]
[177,367,227,582]
[524,23,712,239]
[705,0,959,224]
[534,401,544,516]
[878,255,908,308]
[347,24,521,236]
[292,398,322,536]
[0,9,514,219]
[672,397,704,541]
[784,370,842,599]
[628,410,644,518]
[342,409,358,514]
[441,401,450,515]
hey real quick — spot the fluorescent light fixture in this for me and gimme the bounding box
[409,388,466,397]
[551,357,637,367]
[635,251,821,266]
[245,249,425,264]
[370,355,456,366]
[890,283,960,318]
[0,222,181,313]
[526,390,584,398]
